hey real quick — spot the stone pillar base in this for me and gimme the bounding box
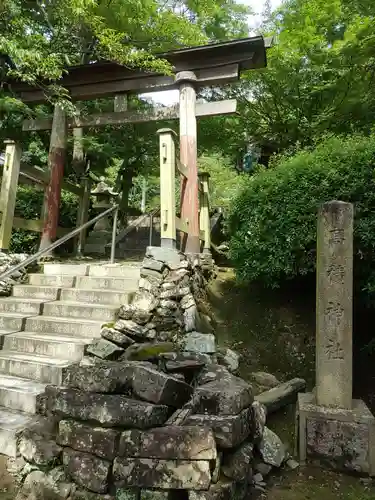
[84,230,112,256]
[296,392,375,476]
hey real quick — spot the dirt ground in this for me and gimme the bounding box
[208,268,375,500]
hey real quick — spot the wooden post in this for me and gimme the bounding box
[176,71,200,254]
[199,172,211,254]
[114,95,128,112]
[75,176,91,256]
[157,128,176,249]
[39,103,67,252]
[141,177,147,214]
[114,95,132,226]
[0,140,22,251]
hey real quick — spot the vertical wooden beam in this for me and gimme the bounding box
[157,128,177,248]
[114,95,132,226]
[176,71,200,254]
[75,176,92,256]
[72,127,85,173]
[39,104,67,252]
[114,95,128,112]
[140,177,147,214]
[198,172,211,254]
[0,140,21,251]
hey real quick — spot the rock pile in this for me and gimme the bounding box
[86,247,216,362]
[0,252,29,295]
[12,247,292,500]
[17,358,288,500]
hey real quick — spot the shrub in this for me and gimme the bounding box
[227,134,375,301]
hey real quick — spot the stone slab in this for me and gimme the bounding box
[221,442,253,481]
[140,491,173,500]
[255,378,306,414]
[114,320,153,341]
[146,247,185,270]
[45,386,169,428]
[62,361,127,392]
[101,327,134,347]
[165,359,205,373]
[192,376,253,415]
[183,332,216,354]
[113,457,211,490]
[185,407,252,449]
[188,480,236,500]
[86,339,124,360]
[259,426,286,467]
[116,490,139,500]
[63,448,110,493]
[72,491,114,500]
[118,426,216,460]
[57,420,119,460]
[131,365,193,407]
[297,392,375,476]
[196,364,231,385]
[19,433,62,466]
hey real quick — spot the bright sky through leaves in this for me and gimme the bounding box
[145,0,282,105]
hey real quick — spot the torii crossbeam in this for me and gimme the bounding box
[4,36,272,254]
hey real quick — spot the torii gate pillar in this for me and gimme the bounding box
[39,104,67,253]
[176,71,200,255]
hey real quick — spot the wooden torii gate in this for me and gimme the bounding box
[5,35,271,255]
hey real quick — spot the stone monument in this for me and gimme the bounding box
[84,176,118,255]
[296,201,375,476]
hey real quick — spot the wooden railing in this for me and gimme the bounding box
[157,128,211,253]
[0,139,89,252]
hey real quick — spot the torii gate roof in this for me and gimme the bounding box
[8,36,272,103]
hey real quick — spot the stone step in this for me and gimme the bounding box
[28,274,76,287]
[12,284,60,300]
[0,313,35,332]
[0,375,46,414]
[3,332,91,361]
[88,264,141,278]
[60,287,133,306]
[0,351,71,385]
[43,301,119,321]
[0,297,47,315]
[25,315,103,337]
[0,407,38,457]
[43,263,89,276]
[76,276,139,291]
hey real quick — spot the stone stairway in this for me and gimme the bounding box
[0,261,140,457]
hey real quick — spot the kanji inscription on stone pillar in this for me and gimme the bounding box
[316,201,353,409]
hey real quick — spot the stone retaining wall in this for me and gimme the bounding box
[0,252,29,295]
[13,248,288,500]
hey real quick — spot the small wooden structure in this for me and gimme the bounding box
[2,36,271,254]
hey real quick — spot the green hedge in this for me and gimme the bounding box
[10,186,79,253]
[227,134,375,301]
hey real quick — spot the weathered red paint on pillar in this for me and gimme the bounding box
[177,71,200,254]
[39,104,67,252]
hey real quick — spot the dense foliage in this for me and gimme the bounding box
[227,135,375,302]
[201,0,375,160]
[198,154,248,211]
[0,0,251,248]
[10,186,81,253]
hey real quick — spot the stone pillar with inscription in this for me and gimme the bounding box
[296,200,375,477]
[316,201,353,409]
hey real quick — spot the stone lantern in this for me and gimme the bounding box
[84,177,119,255]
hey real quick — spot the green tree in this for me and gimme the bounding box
[200,0,375,159]
[227,134,375,303]
[0,0,252,228]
